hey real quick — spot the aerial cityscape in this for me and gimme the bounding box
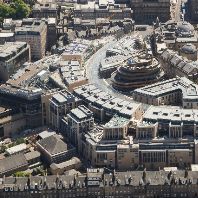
[1,0,198,197]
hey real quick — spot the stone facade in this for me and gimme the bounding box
[130,0,171,24]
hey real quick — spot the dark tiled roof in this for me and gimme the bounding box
[1,170,198,191]
[37,135,67,155]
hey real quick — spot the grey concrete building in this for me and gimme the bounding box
[0,42,30,81]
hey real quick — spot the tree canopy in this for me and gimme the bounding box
[13,171,30,177]
[0,0,30,19]
[8,137,25,148]
[0,3,15,19]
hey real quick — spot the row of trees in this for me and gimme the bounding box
[0,0,30,20]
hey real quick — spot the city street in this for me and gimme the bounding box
[85,37,138,101]
[85,38,131,100]
[85,30,154,101]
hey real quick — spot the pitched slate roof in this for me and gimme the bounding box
[37,135,67,155]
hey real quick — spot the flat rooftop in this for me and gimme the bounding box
[143,105,198,123]
[53,93,67,103]
[33,3,57,10]
[6,54,60,86]
[0,42,27,59]
[70,105,92,120]
[74,84,141,119]
[104,115,130,128]
[133,77,198,99]
[0,32,14,38]
[6,143,27,155]
[15,19,46,33]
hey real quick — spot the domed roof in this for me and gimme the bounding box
[181,43,197,54]
[176,22,194,36]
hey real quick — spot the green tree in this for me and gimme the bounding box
[32,166,45,176]
[0,0,30,20]
[11,0,30,19]
[13,171,30,177]
[15,137,25,145]
[0,145,7,153]
[0,4,15,19]
[7,137,25,148]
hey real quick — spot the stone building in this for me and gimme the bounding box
[32,3,57,19]
[49,92,81,130]
[74,1,133,30]
[15,19,47,60]
[130,0,171,24]
[111,52,164,91]
[63,105,94,150]
[2,169,198,198]
[36,135,74,164]
[50,157,82,175]
[133,77,198,108]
